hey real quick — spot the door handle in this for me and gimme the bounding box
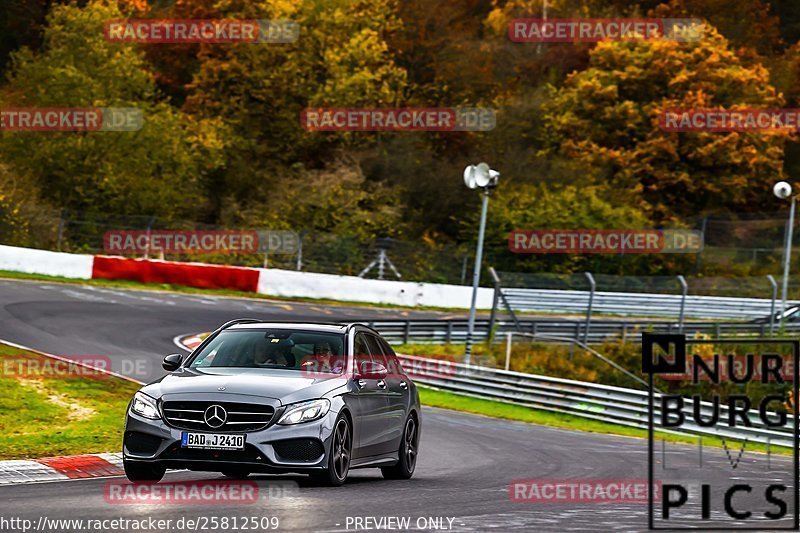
[399,381,408,389]
[377,380,387,389]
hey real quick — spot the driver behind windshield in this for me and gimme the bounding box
[301,342,344,373]
[254,339,296,367]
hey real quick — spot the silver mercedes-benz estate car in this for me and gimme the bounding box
[122,320,421,486]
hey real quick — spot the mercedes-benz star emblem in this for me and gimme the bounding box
[204,405,227,428]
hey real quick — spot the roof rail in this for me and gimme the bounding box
[220,319,354,329]
[344,322,379,333]
[218,318,262,330]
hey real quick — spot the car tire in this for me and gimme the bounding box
[220,468,250,479]
[311,414,351,486]
[123,460,165,482]
[381,414,418,480]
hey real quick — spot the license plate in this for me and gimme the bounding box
[181,432,245,450]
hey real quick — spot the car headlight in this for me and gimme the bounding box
[130,391,161,420]
[277,399,330,425]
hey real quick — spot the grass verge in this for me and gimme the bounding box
[418,385,792,456]
[0,342,140,459]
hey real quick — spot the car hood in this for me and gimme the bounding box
[140,367,347,405]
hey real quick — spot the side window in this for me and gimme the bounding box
[354,333,372,374]
[365,335,387,368]
[378,336,403,376]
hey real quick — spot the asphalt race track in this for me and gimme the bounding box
[0,278,795,532]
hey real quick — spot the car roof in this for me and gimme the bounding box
[226,321,376,334]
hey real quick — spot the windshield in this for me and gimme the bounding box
[189,329,346,373]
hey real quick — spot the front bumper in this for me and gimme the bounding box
[123,408,337,473]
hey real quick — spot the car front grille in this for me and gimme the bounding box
[161,401,275,432]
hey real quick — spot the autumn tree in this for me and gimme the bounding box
[0,1,228,220]
[651,0,783,56]
[542,25,789,222]
[182,0,409,228]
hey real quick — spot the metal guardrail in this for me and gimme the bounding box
[501,288,793,320]
[398,354,794,448]
[366,319,800,345]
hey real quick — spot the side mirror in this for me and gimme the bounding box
[357,361,388,380]
[162,353,183,371]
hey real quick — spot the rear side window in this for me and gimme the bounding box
[365,334,387,367]
[376,335,404,376]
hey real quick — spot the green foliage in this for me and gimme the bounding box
[2,0,800,280]
[0,1,228,220]
[475,183,658,273]
[0,165,54,248]
[229,161,404,239]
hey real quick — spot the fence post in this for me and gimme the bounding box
[677,275,687,333]
[446,321,453,344]
[143,215,156,259]
[767,274,778,335]
[403,321,410,344]
[505,332,512,371]
[584,272,596,344]
[296,231,306,271]
[488,267,501,341]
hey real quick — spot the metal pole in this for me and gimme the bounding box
[488,267,501,339]
[781,197,796,323]
[767,274,778,334]
[143,215,155,259]
[296,233,304,271]
[583,272,595,344]
[378,249,386,280]
[505,332,512,371]
[536,0,548,55]
[677,275,687,333]
[464,188,490,364]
